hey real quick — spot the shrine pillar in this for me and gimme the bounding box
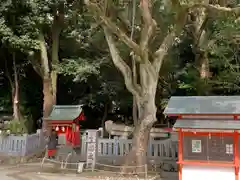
[86,130,99,171]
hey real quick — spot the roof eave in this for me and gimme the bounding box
[166,113,240,117]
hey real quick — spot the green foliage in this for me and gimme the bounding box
[4,119,28,135]
[0,1,39,52]
[207,16,240,94]
[167,14,240,96]
[56,58,101,82]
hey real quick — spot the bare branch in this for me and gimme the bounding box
[153,31,177,73]
[85,0,142,57]
[138,0,158,81]
[103,27,141,97]
[191,4,240,16]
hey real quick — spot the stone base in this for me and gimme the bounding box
[77,162,85,173]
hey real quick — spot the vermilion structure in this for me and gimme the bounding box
[164,96,240,180]
[44,105,85,147]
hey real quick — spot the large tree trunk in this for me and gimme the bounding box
[43,78,54,117]
[50,1,64,105]
[29,4,63,135]
[122,124,151,174]
[42,78,54,135]
[51,28,60,105]
[31,20,61,134]
[192,0,210,79]
[130,0,138,127]
[12,52,21,121]
[122,90,157,174]
[101,102,109,137]
[5,53,21,121]
[39,33,54,136]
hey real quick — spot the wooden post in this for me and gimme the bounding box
[178,128,183,180]
[234,131,239,180]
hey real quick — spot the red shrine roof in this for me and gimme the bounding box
[44,105,84,121]
[164,96,240,116]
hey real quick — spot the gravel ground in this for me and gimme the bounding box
[0,163,178,180]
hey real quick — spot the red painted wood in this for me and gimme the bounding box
[76,112,85,121]
[177,160,235,167]
[47,120,72,125]
[234,131,239,180]
[167,114,240,118]
[178,129,183,180]
[182,131,234,136]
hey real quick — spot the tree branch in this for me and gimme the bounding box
[153,3,189,73]
[139,0,156,54]
[195,17,208,48]
[138,0,158,81]
[191,4,240,16]
[85,0,142,57]
[103,27,141,97]
[153,31,177,73]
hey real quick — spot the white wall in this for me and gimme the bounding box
[182,165,235,180]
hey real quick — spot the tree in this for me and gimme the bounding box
[0,0,38,121]
[13,0,86,134]
[27,0,66,118]
[175,2,240,96]
[84,0,240,173]
[0,0,85,131]
[56,17,133,131]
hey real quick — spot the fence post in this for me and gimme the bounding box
[113,136,118,156]
[148,137,153,157]
[22,134,28,156]
[37,129,42,148]
[0,135,2,152]
[98,127,103,138]
[144,164,148,179]
[81,132,87,155]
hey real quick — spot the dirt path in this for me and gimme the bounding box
[0,163,178,180]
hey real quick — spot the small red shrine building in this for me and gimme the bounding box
[164,96,240,180]
[44,105,85,146]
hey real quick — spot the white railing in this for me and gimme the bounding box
[0,129,46,156]
[81,135,178,160]
[57,130,178,160]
